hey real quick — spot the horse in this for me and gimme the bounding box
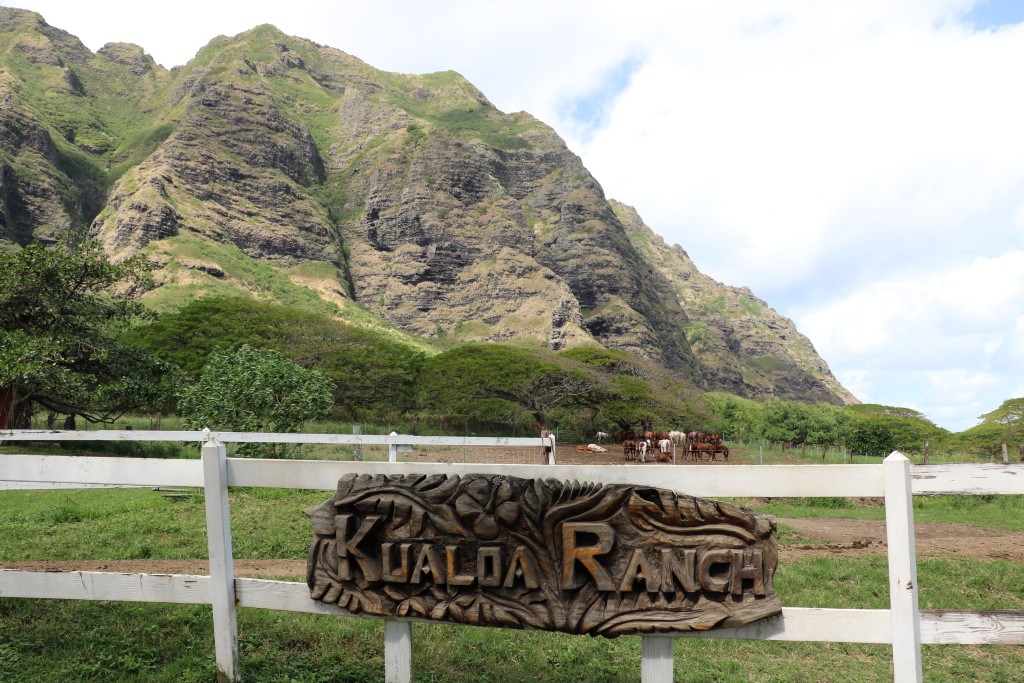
[622,440,637,460]
[637,439,649,463]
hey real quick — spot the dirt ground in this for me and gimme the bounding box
[4,442,1022,576]
[777,517,1024,562]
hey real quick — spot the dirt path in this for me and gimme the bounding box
[778,517,1024,562]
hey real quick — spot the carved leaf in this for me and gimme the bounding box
[398,597,430,618]
[305,502,336,536]
[427,504,465,535]
[382,585,408,602]
[407,506,426,537]
[333,474,357,500]
[416,474,461,503]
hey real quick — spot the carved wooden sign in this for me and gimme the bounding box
[306,473,780,637]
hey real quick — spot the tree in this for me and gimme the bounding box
[178,344,334,456]
[417,344,602,429]
[977,398,1024,442]
[702,392,762,441]
[844,403,946,454]
[758,401,816,445]
[845,419,896,457]
[0,241,172,429]
[123,296,425,419]
[559,346,708,432]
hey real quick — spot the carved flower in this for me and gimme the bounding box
[382,583,430,618]
[428,585,479,622]
[454,478,520,540]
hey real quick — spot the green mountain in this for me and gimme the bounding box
[0,7,856,406]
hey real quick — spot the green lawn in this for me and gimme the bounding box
[2,487,1024,681]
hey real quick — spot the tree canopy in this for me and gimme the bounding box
[0,242,171,428]
[417,344,604,429]
[123,296,425,420]
[178,344,334,456]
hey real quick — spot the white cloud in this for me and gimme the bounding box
[796,251,1024,428]
[573,5,1024,300]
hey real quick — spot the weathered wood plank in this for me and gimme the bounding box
[641,636,673,683]
[0,454,203,487]
[0,569,211,603]
[884,453,923,682]
[0,480,144,490]
[0,429,206,441]
[919,610,1024,644]
[912,463,1024,495]
[671,607,893,643]
[217,432,544,447]
[0,429,544,447]
[202,439,239,683]
[234,580,895,643]
[226,459,885,497]
[6,572,1023,647]
[384,620,412,683]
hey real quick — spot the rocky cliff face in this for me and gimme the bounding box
[613,202,856,404]
[0,8,855,405]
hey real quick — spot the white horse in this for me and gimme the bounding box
[595,431,609,443]
[668,430,684,446]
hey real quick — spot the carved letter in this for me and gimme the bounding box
[478,547,502,587]
[730,549,764,596]
[619,549,659,593]
[698,548,733,593]
[660,548,699,593]
[335,514,382,581]
[381,543,412,583]
[503,545,540,589]
[446,545,475,586]
[410,544,445,584]
[561,522,615,591]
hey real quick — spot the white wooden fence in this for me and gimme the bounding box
[1,430,1023,683]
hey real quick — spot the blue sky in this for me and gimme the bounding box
[560,56,644,141]
[966,0,1024,28]
[6,0,1024,432]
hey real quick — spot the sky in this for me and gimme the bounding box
[5,0,1024,432]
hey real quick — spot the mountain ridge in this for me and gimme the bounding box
[0,8,856,406]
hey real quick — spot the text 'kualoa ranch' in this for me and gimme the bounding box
[335,515,770,596]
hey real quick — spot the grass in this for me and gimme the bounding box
[0,487,326,561]
[2,558,1024,681]
[747,494,1024,532]
[2,486,1024,680]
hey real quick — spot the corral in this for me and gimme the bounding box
[2,429,1024,682]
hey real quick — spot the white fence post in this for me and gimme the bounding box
[202,437,240,683]
[883,451,922,683]
[385,619,412,683]
[548,433,557,465]
[389,431,398,463]
[641,636,673,682]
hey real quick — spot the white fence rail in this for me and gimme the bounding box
[2,430,1023,683]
